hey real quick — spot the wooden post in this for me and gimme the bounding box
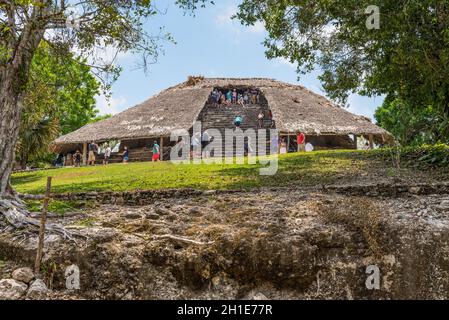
[368,134,374,150]
[34,177,52,275]
[160,137,164,161]
[287,134,290,153]
[82,143,87,165]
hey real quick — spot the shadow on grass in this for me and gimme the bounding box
[10,174,43,186]
[215,151,381,190]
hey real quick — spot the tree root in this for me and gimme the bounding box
[152,234,215,246]
[0,196,83,242]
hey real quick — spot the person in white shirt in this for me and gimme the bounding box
[305,143,314,152]
[258,112,264,128]
[103,145,112,165]
[202,131,211,158]
[191,132,201,159]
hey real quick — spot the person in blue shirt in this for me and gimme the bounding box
[226,90,232,103]
[122,146,129,164]
[234,115,243,128]
[152,141,161,162]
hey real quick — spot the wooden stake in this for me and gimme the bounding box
[82,143,87,165]
[160,137,164,161]
[34,177,52,275]
[369,134,374,149]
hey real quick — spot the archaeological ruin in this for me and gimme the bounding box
[52,77,393,163]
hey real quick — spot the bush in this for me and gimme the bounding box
[381,144,449,169]
[392,144,449,168]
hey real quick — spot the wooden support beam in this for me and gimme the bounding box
[82,143,87,165]
[160,137,164,161]
[369,134,374,149]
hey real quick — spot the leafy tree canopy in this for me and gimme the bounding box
[17,43,100,167]
[26,43,100,135]
[375,95,444,146]
[232,0,449,143]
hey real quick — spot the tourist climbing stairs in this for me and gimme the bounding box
[198,97,276,157]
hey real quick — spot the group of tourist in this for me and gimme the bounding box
[57,149,87,167]
[54,131,309,167]
[189,131,215,159]
[231,111,276,130]
[56,140,162,167]
[210,88,260,108]
[270,132,310,155]
[117,141,161,164]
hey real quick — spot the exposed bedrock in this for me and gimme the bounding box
[1,191,448,299]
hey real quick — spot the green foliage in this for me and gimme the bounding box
[16,44,100,167]
[397,144,449,169]
[74,217,97,227]
[176,0,214,13]
[234,0,449,144]
[367,144,449,170]
[27,44,100,135]
[375,95,443,145]
[17,116,60,168]
[25,199,98,215]
[1,0,208,196]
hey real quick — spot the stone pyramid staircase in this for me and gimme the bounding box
[197,98,276,157]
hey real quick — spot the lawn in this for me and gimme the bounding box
[11,149,448,195]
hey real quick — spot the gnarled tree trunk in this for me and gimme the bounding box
[0,68,23,200]
[0,36,79,241]
[0,66,36,228]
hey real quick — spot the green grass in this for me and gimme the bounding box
[11,149,449,195]
[73,217,97,227]
[25,199,97,214]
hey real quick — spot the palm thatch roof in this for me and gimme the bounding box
[53,77,391,149]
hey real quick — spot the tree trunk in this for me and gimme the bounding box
[0,4,79,240]
[0,70,23,199]
[0,16,47,199]
[0,19,44,221]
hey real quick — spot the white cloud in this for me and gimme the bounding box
[215,5,265,37]
[321,24,338,38]
[216,5,237,26]
[215,5,241,39]
[95,94,128,115]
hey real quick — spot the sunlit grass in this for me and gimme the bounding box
[11,149,435,195]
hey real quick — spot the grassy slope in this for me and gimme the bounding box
[11,149,449,195]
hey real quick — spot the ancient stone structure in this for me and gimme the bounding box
[52,77,392,163]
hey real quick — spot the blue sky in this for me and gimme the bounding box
[96,0,384,120]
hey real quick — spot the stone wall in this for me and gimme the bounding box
[19,182,449,205]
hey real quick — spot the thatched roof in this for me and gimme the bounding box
[53,77,391,147]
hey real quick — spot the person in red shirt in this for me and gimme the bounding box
[297,132,306,152]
